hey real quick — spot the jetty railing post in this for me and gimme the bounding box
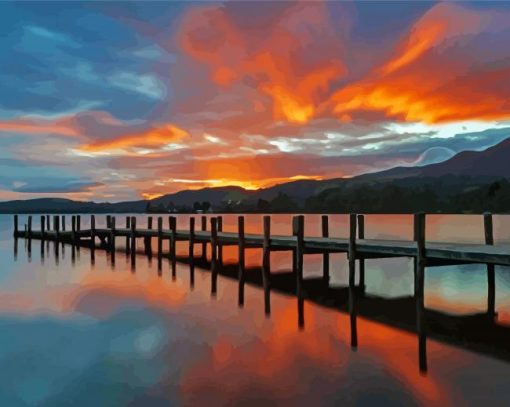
[201,216,207,262]
[414,212,427,372]
[169,216,177,279]
[357,214,366,295]
[484,212,496,316]
[321,215,329,282]
[145,216,153,255]
[238,216,245,307]
[13,215,18,238]
[27,215,32,239]
[293,215,305,295]
[71,215,76,243]
[210,217,218,295]
[189,217,195,288]
[77,215,81,233]
[157,217,163,273]
[89,215,95,265]
[348,213,358,348]
[55,215,60,240]
[46,215,50,232]
[217,216,223,268]
[106,215,111,229]
[262,215,271,315]
[125,216,131,255]
[61,215,65,232]
[110,216,116,266]
[41,215,46,241]
[130,216,136,269]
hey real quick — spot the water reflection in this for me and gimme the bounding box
[4,214,510,405]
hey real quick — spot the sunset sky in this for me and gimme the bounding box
[1,1,510,202]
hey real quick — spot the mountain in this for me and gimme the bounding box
[0,198,146,214]
[1,137,510,213]
[359,138,510,181]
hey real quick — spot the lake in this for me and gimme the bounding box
[1,213,510,406]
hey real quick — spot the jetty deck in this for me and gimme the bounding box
[12,212,510,372]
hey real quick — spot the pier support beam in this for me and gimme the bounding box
[125,216,131,255]
[201,216,207,262]
[169,216,177,279]
[322,215,329,282]
[41,215,46,241]
[262,215,271,315]
[144,216,153,256]
[357,214,366,295]
[90,215,95,265]
[484,212,496,316]
[348,213,358,348]
[13,215,18,238]
[293,215,305,297]
[217,216,223,268]
[130,216,136,269]
[414,212,427,373]
[210,217,218,295]
[238,216,245,307]
[189,217,195,288]
[157,217,163,273]
[110,216,116,266]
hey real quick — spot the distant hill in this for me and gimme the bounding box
[1,137,510,213]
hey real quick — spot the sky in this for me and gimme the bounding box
[1,1,510,202]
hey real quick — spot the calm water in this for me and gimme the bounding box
[1,213,510,406]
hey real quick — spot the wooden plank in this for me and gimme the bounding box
[262,215,271,315]
[484,212,496,316]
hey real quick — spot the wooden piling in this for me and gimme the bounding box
[157,217,163,258]
[357,214,365,294]
[41,215,46,241]
[210,217,218,295]
[414,212,427,372]
[145,216,153,255]
[46,215,50,231]
[71,215,76,242]
[348,213,358,348]
[293,215,305,295]
[61,215,65,232]
[106,215,111,229]
[13,215,18,238]
[238,216,245,307]
[262,215,271,315]
[125,216,131,254]
[27,216,32,239]
[189,217,195,288]
[130,216,136,268]
[217,216,223,268]
[110,216,116,252]
[201,216,207,261]
[77,215,81,232]
[90,215,95,245]
[54,215,60,239]
[169,216,177,278]
[321,215,329,282]
[484,212,496,316]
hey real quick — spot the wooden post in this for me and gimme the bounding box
[169,216,177,279]
[61,215,65,232]
[217,215,223,268]
[125,216,131,255]
[321,215,329,282]
[106,215,111,229]
[293,216,305,295]
[110,216,116,265]
[238,216,245,307]
[157,217,163,273]
[41,215,46,241]
[71,215,76,242]
[46,215,50,231]
[414,212,427,372]
[262,215,271,315]
[348,213,358,348]
[90,215,95,246]
[54,215,60,240]
[27,216,32,239]
[210,217,218,295]
[189,217,195,288]
[357,214,365,295]
[130,216,136,269]
[145,216,153,255]
[77,215,81,232]
[484,212,496,316]
[13,215,18,238]
[201,215,207,261]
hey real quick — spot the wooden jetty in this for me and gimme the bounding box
[12,212,510,371]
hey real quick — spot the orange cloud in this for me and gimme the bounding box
[0,117,79,137]
[178,2,346,124]
[331,3,510,124]
[78,123,189,153]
